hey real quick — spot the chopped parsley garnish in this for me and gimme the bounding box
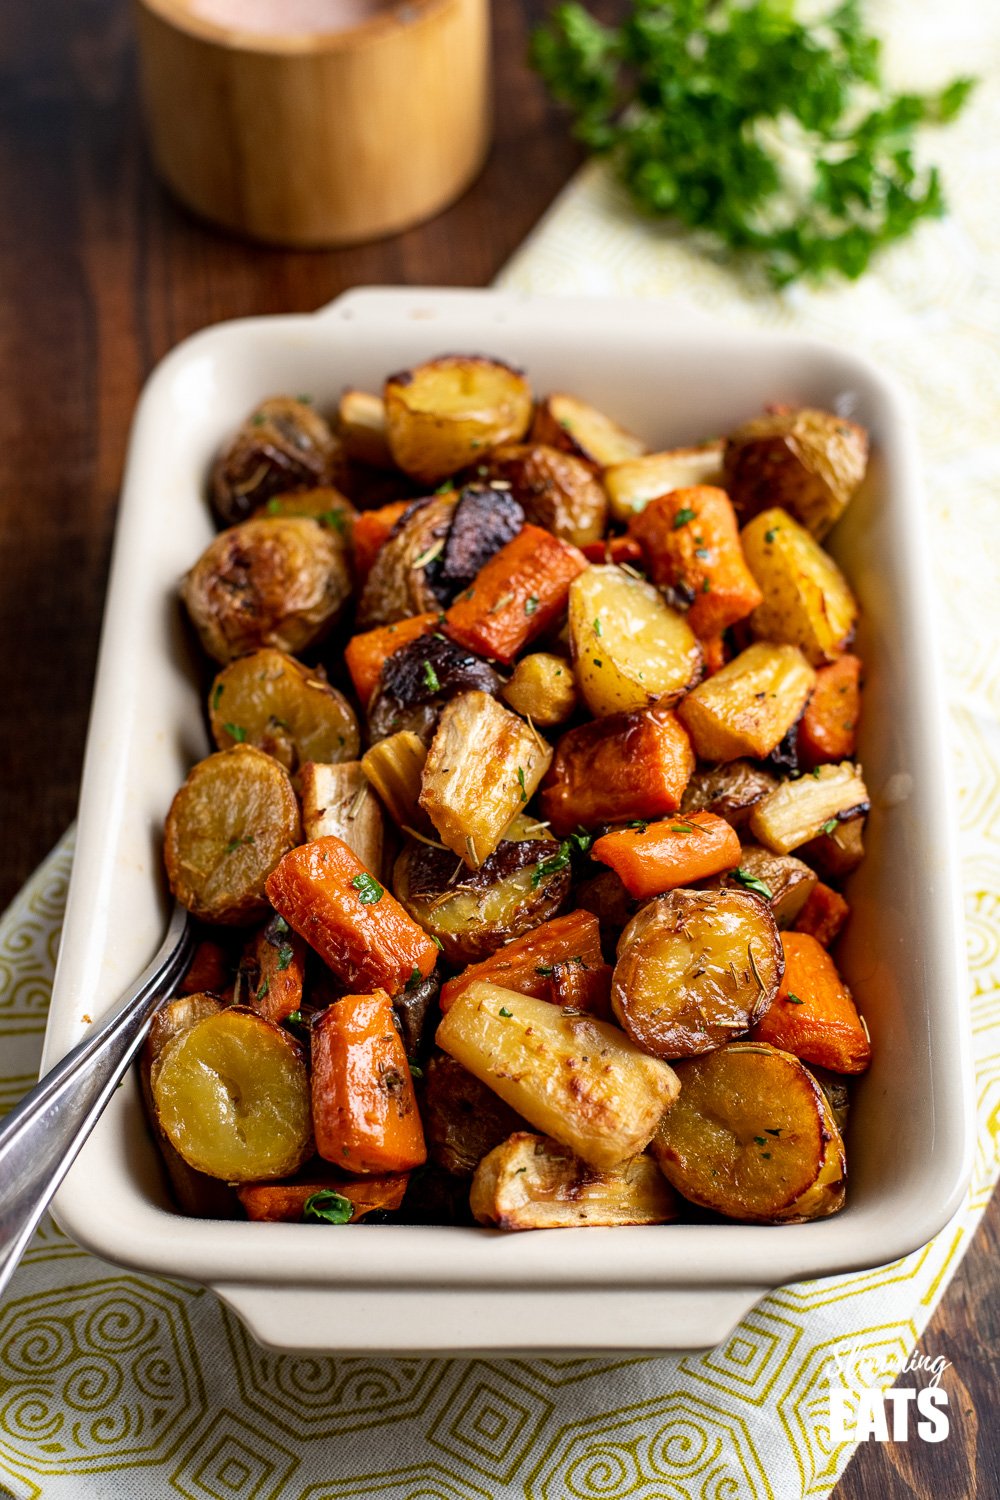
[422,659,441,694]
[765,528,778,544]
[407,967,422,988]
[593,657,603,668]
[673,507,697,528]
[569,828,595,854]
[733,867,774,901]
[270,915,289,935]
[409,1063,424,1080]
[431,935,444,951]
[524,594,540,616]
[435,479,456,494]
[351,872,384,905]
[822,818,839,835]
[531,842,573,887]
[276,944,294,971]
[304,1190,353,1225]
[285,1009,304,1025]
[593,616,602,636]
[753,1135,767,1145]
[223,722,247,743]
[224,834,255,854]
[499,1006,513,1018]
[212,683,225,709]
[535,963,556,978]
[785,993,805,1005]
[319,508,347,533]
[517,766,528,803]
[256,979,270,1000]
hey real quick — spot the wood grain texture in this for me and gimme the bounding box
[0,3,994,1495]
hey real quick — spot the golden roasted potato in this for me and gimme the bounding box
[481,443,608,546]
[299,761,384,876]
[419,691,553,867]
[251,485,356,539]
[210,396,337,526]
[749,761,869,855]
[677,642,815,761]
[531,394,647,467]
[182,517,351,664]
[680,759,780,831]
[209,650,359,770]
[724,407,869,539]
[710,844,818,928]
[164,744,301,925]
[151,1006,313,1182]
[612,888,782,1058]
[384,356,533,484]
[423,1052,525,1175]
[471,1133,677,1230]
[393,813,569,965]
[337,389,393,469]
[501,652,578,727]
[356,495,456,629]
[741,508,858,665]
[603,442,725,524]
[436,982,680,1171]
[569,565,702,716]
[650,1042,846,1222]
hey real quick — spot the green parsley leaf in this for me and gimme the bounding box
[422,659,441,693]
[435,479,456,494]
[593,616,602,636]
[535,963,556,978]
[212,683,225,709]
[270,915,289,935]
[224,722,247,743]
[407,967,422,988]
[224,834,254,854]
[409,1063,424,1080]
[569,828,595,855]
[733,867,774,901]
[499,1006,513,1018]
[531,842,572,888]
[765,528,778,543]
[285,1009,304,1025]
[785,993,805,1005]
[517,765,528,803]
[524,594,540,616]
[672,507,696,528]
[822,818,839,835]
[304,1190,353,1225]
[351,872,384,905]
[276,944,294,971]
[319,508,347,533]
[256,979,270,1000]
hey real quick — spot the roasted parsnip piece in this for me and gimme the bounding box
[604,442,725,523]
[299,761,384,876]
[419,691,553,867]
[651,1042,846,1222]
[724,407,869,539]
[569,565,702,716]
[384,356,533,483]
[361,730,430,834]
[502,652,579,727]
[741,508,858,665]
[612,888,782,1058]
[435,983,680,1171]
[677,642,815,761]
[337,389,393,469]
[748,761,869,855]
[471,1133,677,1230]
[209,649,359,770]
[531,393,647,467]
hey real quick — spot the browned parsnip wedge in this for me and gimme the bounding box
[164,745,301,925]
[748,761,869,855]
[650,1042,846,1222]
[361,730,430,833]
[471,1133,678,1230]
[299,761,384,876]
[151,1007,313,1183]
[612,888,782,1058]
[209,649,359,769]
[384,356,533,483]
[436,983,680,1171]
[531,393,647,467]
[677,642,815,761]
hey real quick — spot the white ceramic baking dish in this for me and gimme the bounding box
[40,287,974,1354]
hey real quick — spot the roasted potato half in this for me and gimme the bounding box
[741,508,858,666]
[481,443,608,546]
[471,1133,677,1230]
[394,813,569,965]
[209,649,359,770]
[531,394,647,467]
[356,495,456,629]
[712,845,818,928]
[164,744,301,925]
[182,517,351,664]
[337,389,393,469]
[677,642,815,761]
[384,356,533,484]
[650,1042,847,1222]
[151,1006,313,1183]
[423,1052,526,1176]
[569,565,702,716]
[210,396,337,526]
[724,407,869,539]
[613,888,782,1058]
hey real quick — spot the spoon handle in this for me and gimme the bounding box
[0,903,194,1298]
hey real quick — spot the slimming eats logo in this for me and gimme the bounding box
[826,1342,951,1444]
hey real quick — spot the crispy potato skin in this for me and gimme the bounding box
[357,495,456,629]
[424,1052,526,1176]
[471,1133,677,1230]
[482,443,609,546]
[677,642,815,761]
[384,356,533,483]
[209,649,359,770]
[569,565,702,716]
[651,1042,846,1222]
[613,888,782,1057]
[164,744,301,925]
[741,508,858,666]
[183,517,351,663]
[724,408,869,539]
[541,707,695,836]
[210,397,337,526]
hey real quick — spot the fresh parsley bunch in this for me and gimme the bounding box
[531,0,973,286]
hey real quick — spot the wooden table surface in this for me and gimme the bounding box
[0,1,994,1494]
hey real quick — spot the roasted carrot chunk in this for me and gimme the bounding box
[592,811,741,899]
[440,910,609,1015]
[794,881,850,947]
[751,931,870,1073]
[265,835,437,994]
[180,939,230,996]
[444,523,587,664]
[237,1168,410,1222]
[700,634,728,677]
[798,654,862,767]
[311,990,427,1173]
[629,486,763,639]
[244,915,306,1025]
[540,708,695,836]
[351,500,411,583]
[344,612,438,708]
[581,536,644,567]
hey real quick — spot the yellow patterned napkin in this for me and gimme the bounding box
[2,4,999,1492]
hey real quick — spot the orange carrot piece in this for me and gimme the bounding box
[444,523,587,664]
[310,990,427,1172]
[237,1168,410,1222]
[265,835,438,994]
[798,655,862,767]
[549,959,614,1018]
[244,918,306,1025]
[581,536,644,567]
[751,931,871,1073]
[629,486,763,638]
[180,939,230,996]
[344,612,438,708]
[440,910,607,1014]
[591,811,741,899]
[794,882,850,948]
[700,634,728,677]
[540,708,695,836]
[352,500,411,583]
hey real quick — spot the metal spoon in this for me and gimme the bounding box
[0,903,194,1299]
